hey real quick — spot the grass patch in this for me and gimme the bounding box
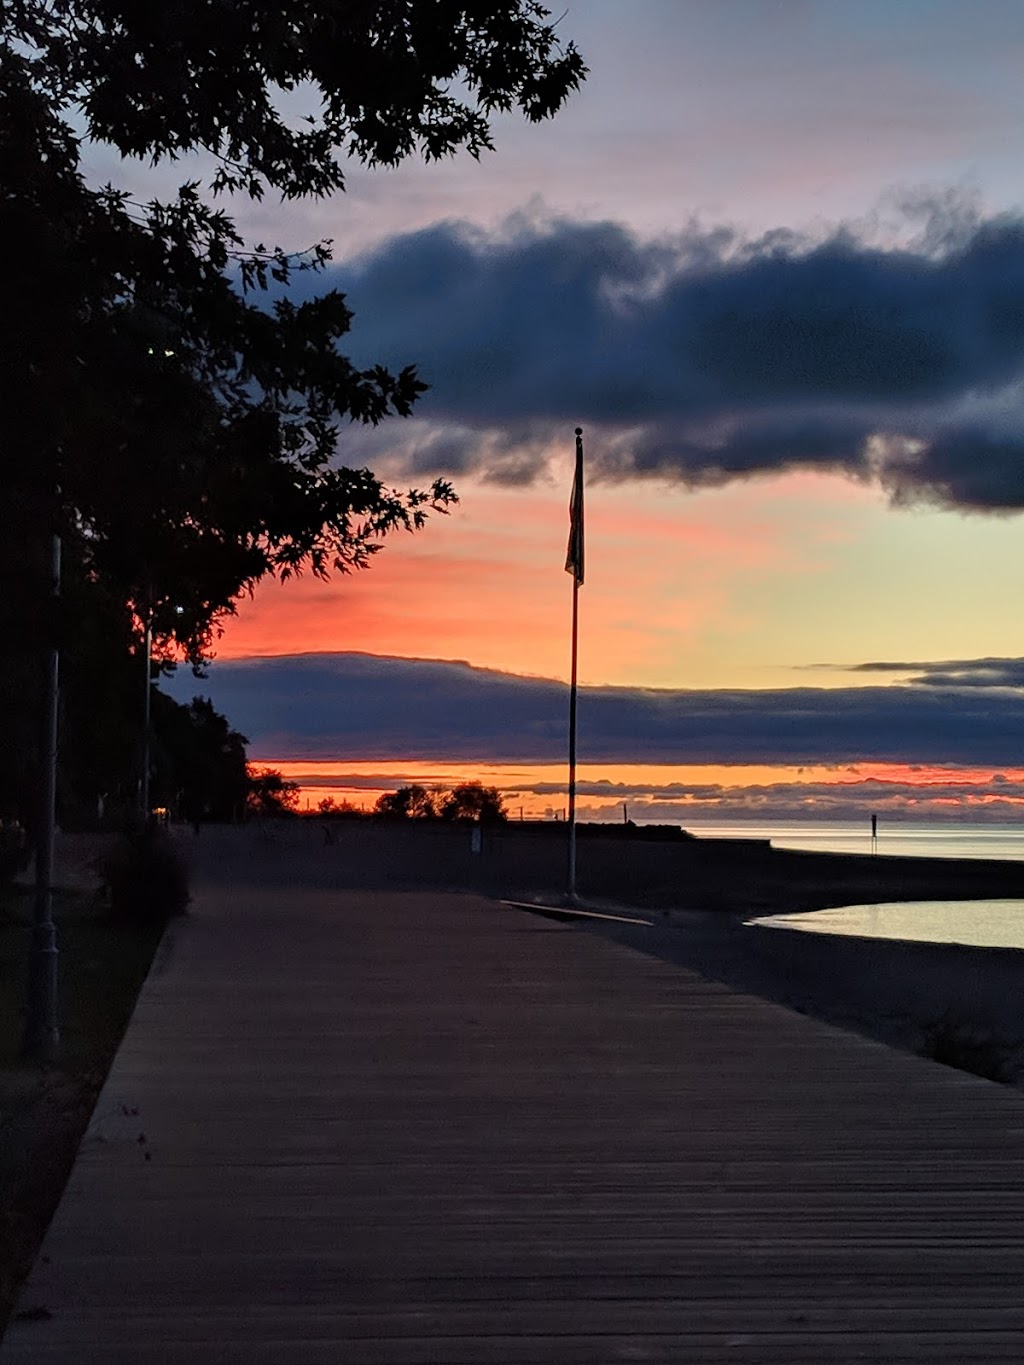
[0,882,166,1334]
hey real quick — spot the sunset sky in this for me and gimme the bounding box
[155,1,1024,822]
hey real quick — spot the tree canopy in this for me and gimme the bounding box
[2,3,584,831]
[374,782,507,823]
[12,0,586,199]
[2,48,449,663]
[441,781,508,823]
[246,767,301,818]
[3,1,585,658]
[374,784,444,820]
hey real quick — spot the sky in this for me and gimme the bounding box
[151,1,1024,822]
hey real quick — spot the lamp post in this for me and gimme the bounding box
[24,531,61,1060]
[140,602,184,822]
[139,605,153,823]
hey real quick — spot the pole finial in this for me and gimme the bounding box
[575,426,583,436]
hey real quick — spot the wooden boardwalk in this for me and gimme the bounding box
[5,882,1024,1362]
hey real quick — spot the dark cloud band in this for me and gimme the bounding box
[845,657,1024,688]
[317,209,1024,510]
[166,651,1024,767]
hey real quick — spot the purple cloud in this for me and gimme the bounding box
[165,650,1024,767]
[308,209,1024,510]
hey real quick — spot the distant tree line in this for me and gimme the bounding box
[256,781,509,824]
[373,783,507,823]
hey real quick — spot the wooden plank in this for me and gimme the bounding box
[5,871,1024,1362]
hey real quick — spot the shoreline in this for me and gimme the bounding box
[581,907,1024,1090]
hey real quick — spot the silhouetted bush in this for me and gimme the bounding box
[0,819,29,883]
[102,828,189,922]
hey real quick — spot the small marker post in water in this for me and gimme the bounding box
[871,812,878,855]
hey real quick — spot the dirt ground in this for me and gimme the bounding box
[0,875,165,1333]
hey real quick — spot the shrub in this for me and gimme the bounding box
[0,820,29,883]
[102,828,189,922]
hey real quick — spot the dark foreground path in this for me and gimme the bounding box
[5,874,1024,1362]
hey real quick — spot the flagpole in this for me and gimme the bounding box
[567,427,584,903]
[568,561,579,902]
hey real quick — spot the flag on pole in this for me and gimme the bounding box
[565,427,584,586]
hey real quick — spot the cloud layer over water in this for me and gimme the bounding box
[325,208,1024,510]
[167,651,1024,767]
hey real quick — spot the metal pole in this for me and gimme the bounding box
[140,608,152,821]
[565,426,584,904]
[568,573,579,902]
[24,532,61,1061]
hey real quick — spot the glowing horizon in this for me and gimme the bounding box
[259,758,1024,823]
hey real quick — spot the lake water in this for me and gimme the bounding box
[684,820,1024,862]
[749,899,1024,950]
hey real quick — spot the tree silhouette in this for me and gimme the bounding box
[374,785,444,820]
[152,696,250,824]
[440,782,508,824]
[3,3,586,657]
[1,2,584,832]
[0,73,451,664]
[374,782,507,822]
[16,2,586,199]
[246,767,300,817]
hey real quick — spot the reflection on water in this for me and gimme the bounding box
[687,822,1024,861]
[748,900,1024,949]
